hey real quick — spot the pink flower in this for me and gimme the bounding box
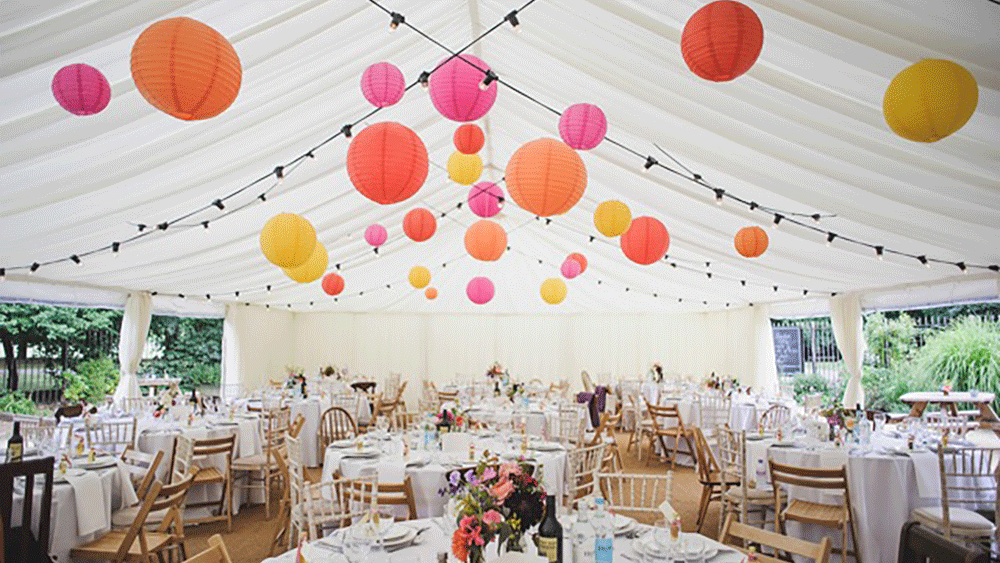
[483,510,503,525]
[482,467,497,481]
[491,479,514,502]
[499,462,521,480]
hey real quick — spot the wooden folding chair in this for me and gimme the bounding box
[720,514,831,563]
[644,400,695,469]
[177,435,236,532]
[319,406,358,449]
[182,534,233,563]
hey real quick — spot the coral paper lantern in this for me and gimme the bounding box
[466,277,495,305]
[883,59,978,143]
[347,122,429,204]
[541,278,567,305]
[403,208,436,242]
[447,151,483,185]
[283,243,327,283]
[561,259,582,280]
[454,124,485,154]
[260,213,317,268]
[734,226,769,258]
[360,62,405,108]
[409,266,431,289]
[620,217,670,265]
[593,200,632,237]
[505,138,587,217]
[468,182,504,218]
[425,287,438,300]
[568,253,588,273]
[681,1,763,82]
[464,220,507,262]
[428,54,498,122]
[322,273,345,296]
[131,17,241,120]
[51,64,111,116]
[364,224,388,247]
[558,103,607,150]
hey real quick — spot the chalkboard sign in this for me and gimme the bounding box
[773,326,803,374]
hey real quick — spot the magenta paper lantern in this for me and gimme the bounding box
[360,62,405,108]
[52,63,111,116]
[428,55,498,122]
[558,103,606,150]
[468,182,504,218]
[561,258,582,279]
[466,276,495,305]
[364,224,388,247]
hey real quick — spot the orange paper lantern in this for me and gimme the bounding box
[347,122,429,205]
[454,124,485,154]
[505,138,587,217]
[568,253,588,273]
[464,220,507,261]
[734,226,769,258]
[403,208,437,242]
[620,217,670,265]
[424,287,438,300]
[681,1,764,82]
[322,273,345,296]
[131,17,242,120]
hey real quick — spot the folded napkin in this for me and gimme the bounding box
[113,458,140,507]
[64,470,108,536]
[908,451,941,498]
[659,498,677,522]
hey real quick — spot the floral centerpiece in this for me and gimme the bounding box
[319,364,342,380]
[436,407,466,431]
[440,455,547,563]
[152,384,181,418]
[505,382,524,403]
[941,380,952,396]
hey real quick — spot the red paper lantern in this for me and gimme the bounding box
[454,124,485,154]
[51,64,111,116]
[681,1,764,82]
[322,273,345,296]
[464,220,507,262]
[734,226,769,258]
[403,208,437,242]
[620,217,670,265]
[568,253,588,273]
[505,138,587,217]
[425,287,438,300]
[347,122,429,205]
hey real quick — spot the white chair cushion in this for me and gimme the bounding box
[911,506,996,535]
[112,505,170,527]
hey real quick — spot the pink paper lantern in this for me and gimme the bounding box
[364,224,388,247]
[558,103,607,150]
[561,258,582,279]
[360,62,405,108]
[51,63,111,116]
[466,276,495,305]
[468,182,504,218]
[428,55,498,122]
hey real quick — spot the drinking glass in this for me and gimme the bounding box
[873,413,887,434]
[343,534,372,563]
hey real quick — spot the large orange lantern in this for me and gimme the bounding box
[454,124,485,154]
[734,226,769,258]
[346,122,429,205]
[403,208,437,242]
[620,217,670,265]
[681,1,764,82]
[505,138,587,217]
[322,273,345,296]
[131,17,242,120]
[464,220,507,262]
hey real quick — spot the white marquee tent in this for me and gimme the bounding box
[1,0,998,403]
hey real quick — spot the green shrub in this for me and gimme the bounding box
[911,316,1000,410]
[864,312,918,368]
[0,390,38,415]
[181,363,221,391]
[791,373,846,408]
[862,365,922,413]
[64,356,118,404]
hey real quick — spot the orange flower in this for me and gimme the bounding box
[452,529,469,562]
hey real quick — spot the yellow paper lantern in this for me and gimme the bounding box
[883,59,978,143]
[593,200,632,237]
[409,266,431,289]
[447,151,483,185]
[282,243,327,283]
[540,278,567,305]
[260,213,317,268]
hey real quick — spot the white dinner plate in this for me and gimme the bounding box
[330,439,357,448]
[340,447,380,458]
[613,514,634,530]
[54,467,87,483]
[636,533,719,561]
[770,441,798,448]
[73,455,117,469]
[350,519,408,541]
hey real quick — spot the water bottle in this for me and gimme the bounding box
[755,458,767,489]
[592,498,613,563]
[572,501,595,563]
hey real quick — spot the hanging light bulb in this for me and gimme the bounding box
[918,255,930,268]
[825,233,836,247]
[771,214,783,229]
[643,156,657,172]
[479,70,497,91]
[418,71,430,90]
[505,10,521,32]
[389,12,404,32]
[875,246,884,261]
[713,189,725,205]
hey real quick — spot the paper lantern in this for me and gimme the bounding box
[322,273,345,296]
[561,259,582,279]
[883,59,978,143]
[734,226,769,258]
[447,151,483,185]
[568,253,588,273]
[283,243,327,283]
[403,208,436,242]
[347,122,429,205]
[464,220,507,262]
[505,138,587,217]
[541,278,567,305]
[558,103,607,150]
[428,54,498,122]
[593,200,632,237]
[466,277,495,305]
[468,182,504,218]
[409,266,431,289]
[425,287,438,300]
[51,64,111,116]
[131,17,241,120]
[360,62,405,108]
[681,1,763,82]
[260,213,317,268]
[364,224,387,247]
[454,124,485,154]
[620,217,670,265]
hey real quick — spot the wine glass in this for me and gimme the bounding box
[343,533,372,563]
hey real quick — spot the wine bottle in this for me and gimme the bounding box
[6,421,23,463]
[537,494,563,563]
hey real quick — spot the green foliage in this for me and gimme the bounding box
[861,366,924,413]
[64,356,118,404]
[864,312,918,368]
[145,316,222,390]
[0,303,120,362]
[911,316,1000,410]
[0,390,38,415]
[791,373,846,408]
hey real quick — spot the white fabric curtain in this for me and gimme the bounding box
[113,291,152,404]
[749,304,779,395]
[831,293,867,408]
[222,304,295,398]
